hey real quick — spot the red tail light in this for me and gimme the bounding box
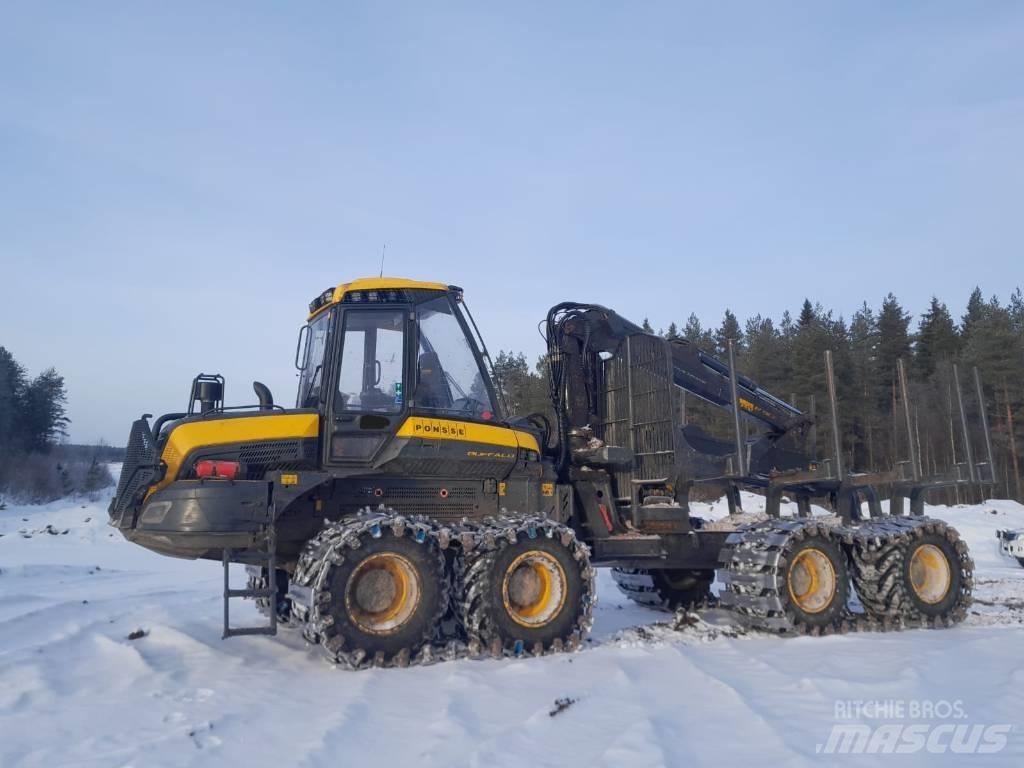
[195,460,240,480]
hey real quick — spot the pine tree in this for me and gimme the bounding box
[798,299,816,328]
[780,310,795,339]
[914,297,960,379]
[714,309,743,358]
[0,347,27,456]
[665,322,680,340]
[825,314,856,461]
[491,351,549,417]
[683,313,714,349]
[849,303,880,468]
[18,368,70,453]
[961,287,986,341]
[743,315,788,392]
[789,301,826,404]
[877,293,912,379]
[1009,287,1024,334]
[874,294,912,467]
[641,318,654,334]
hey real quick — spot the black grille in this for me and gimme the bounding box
[110,417,159,526]
[353,485,479,518]
[360,486,475,500]
[239,440,301,465]
[239,440,305,479]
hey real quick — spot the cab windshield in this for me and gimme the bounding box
[415,296,494,418]
[297,309,332,408]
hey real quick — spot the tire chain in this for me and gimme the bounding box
[284,507,595,670]
[717,515,974,636]
[259,510,973,666]
[843,515,974,629]
[460,513,597,658]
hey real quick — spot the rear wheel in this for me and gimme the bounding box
[611,568,714,611]
[850,535,905,618]
[900,524,970,624]
[779,532,849,632]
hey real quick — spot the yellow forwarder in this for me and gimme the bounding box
[111,276,988,668]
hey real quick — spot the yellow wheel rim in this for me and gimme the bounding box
[787,548,837,614]
[502,550,568,628]
[909,544,952,604]
[345,552,421,635]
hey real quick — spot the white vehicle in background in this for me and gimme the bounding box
[997,529,1024,567]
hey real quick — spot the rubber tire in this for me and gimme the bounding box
[466,534,587,653]
[321,530,446,660]
[850,538,905,618]
[901,532,964,619]
[611,568,714,611]
[780,533,850,631]
[1017,558,1024,569]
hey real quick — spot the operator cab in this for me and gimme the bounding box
[296,278,501,464]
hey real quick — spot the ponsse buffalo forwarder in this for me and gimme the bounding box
[110,277,995,668]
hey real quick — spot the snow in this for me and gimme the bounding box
[1,481,1023,767]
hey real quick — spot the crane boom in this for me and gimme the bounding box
[546,302,808,437]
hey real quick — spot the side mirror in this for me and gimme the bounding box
[295,324,310,370]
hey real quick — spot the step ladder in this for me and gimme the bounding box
[222,527,278,639]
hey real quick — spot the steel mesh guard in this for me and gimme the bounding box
[598,333,679,496]
[110,417,158,525]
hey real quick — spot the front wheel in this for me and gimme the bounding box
[316,525,447,666]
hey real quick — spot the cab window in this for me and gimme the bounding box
[335,310,406,413]
[415,296,494,418]
[297,309,332,408]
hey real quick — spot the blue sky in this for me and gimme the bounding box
[2,2,1022,443]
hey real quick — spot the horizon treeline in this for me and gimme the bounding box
[0,346,113,503]
[493,286,1024,503]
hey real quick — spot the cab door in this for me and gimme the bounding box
[326,306,410,465]
[402,295,519,480]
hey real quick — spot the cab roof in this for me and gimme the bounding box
[308,276,454,319]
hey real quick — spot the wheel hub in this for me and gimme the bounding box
[346,552,421,635]
[909,544,952,604]
[502,550,568,627]
[787,548,837,614]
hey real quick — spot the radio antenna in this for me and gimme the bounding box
[379,243,386,277]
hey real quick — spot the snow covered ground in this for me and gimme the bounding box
[2,480,1023,767]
